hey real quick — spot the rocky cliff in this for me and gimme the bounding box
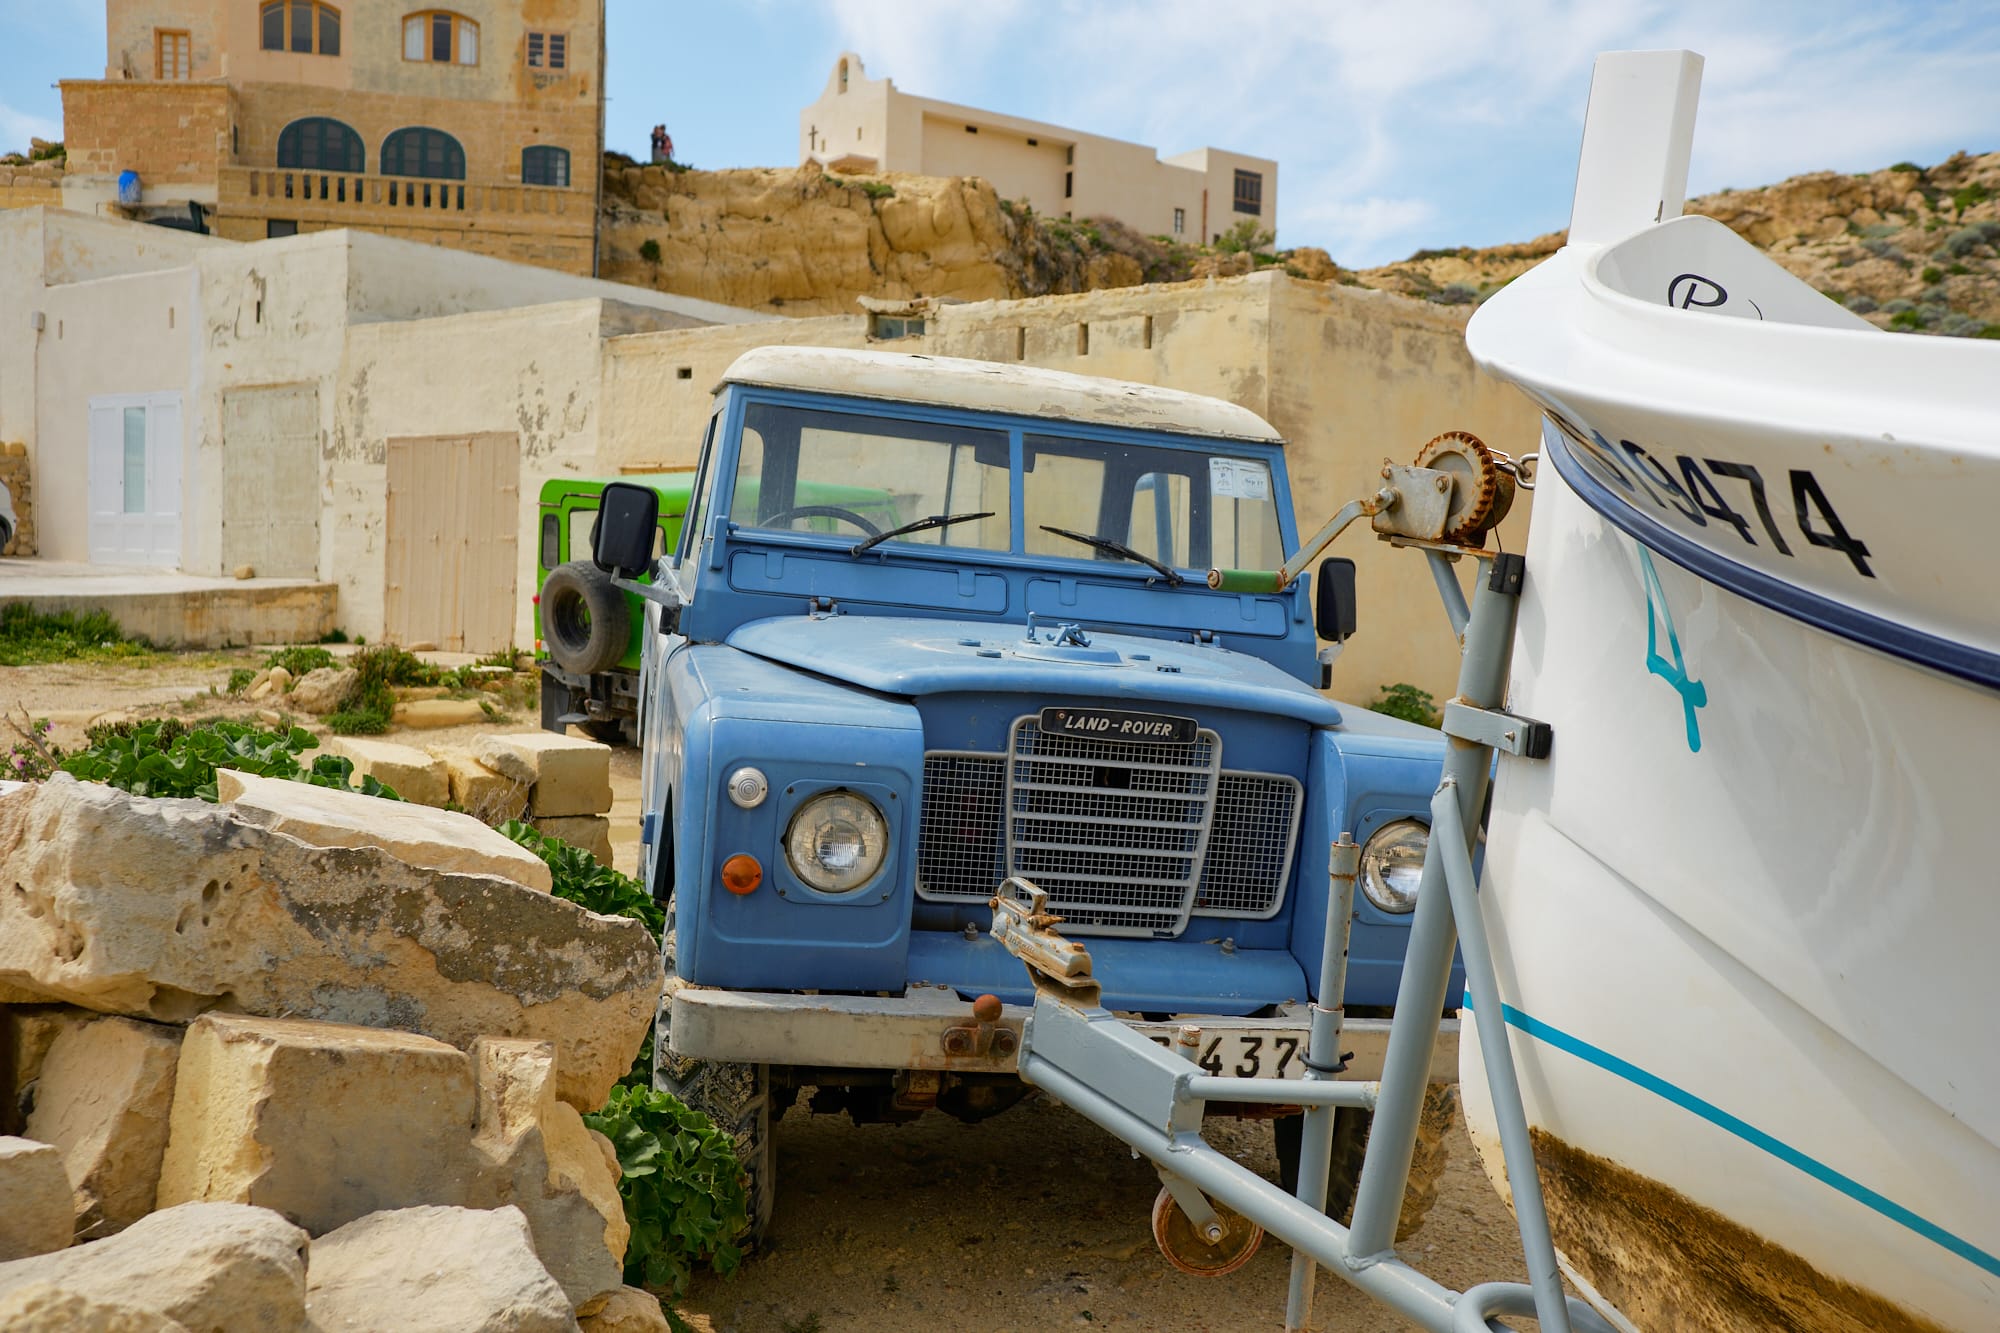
[600,151,2000,336]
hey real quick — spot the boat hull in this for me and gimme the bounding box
[1460,446,2000,1330]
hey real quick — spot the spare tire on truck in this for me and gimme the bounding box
[540,561,630,676]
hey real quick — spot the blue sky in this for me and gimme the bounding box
[4,0,1997,265]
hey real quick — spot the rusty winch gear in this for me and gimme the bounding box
[1414,430,1517,545]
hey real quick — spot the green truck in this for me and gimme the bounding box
[534,473,901,743]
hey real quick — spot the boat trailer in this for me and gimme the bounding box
[988,437,1619,1332]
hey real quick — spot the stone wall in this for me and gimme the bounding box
[60,81,234,186]
[0,167,64,214]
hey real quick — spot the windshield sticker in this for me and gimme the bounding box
[1210,458,1271,501]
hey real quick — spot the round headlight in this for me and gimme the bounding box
[1360,818,1428,914]
[783,790,888,893]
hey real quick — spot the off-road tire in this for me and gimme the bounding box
[576,718,630,747]
[1274,1081,1457,1241]
[540,561,630,676]
[655,906,774,1245]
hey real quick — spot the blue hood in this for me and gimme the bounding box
[726,614,1343,726]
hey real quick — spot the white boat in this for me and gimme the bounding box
[1461,51,2000,1331]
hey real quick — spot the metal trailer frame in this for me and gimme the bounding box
[991,527,1620,1333]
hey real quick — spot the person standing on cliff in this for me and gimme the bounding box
[650,125,675,165]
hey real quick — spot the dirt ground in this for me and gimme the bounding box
[0,653,1536,1333]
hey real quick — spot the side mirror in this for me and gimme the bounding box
[592,482,660,579]
[1315,557,1357,643]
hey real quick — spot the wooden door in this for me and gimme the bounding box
[221,384,321,578]
[383,433,518,652]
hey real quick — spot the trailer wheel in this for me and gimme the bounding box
[1151,1186,1263,1276]
[1274,1083,1457,1240]
[540,561,630,676]
[656,905,774,1246]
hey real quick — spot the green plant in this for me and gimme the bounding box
[59,717,402,802]
[1369,683,1441,729]
[583,1083,749,1295]
[264,645,336,678]
[319,628,350,644]
[500,819,664,937]
[1951,183,1992,212]
[3,709,63,781]
[1215,218,1275,254]
[1890,161,1923,175]
[1889,308,1926,330]
[225,667,257,695]
[27,140,63,162]
[0,603,153,667]
[857,180,895,200]
[1921,266,1944,284]
[639,237,662,264]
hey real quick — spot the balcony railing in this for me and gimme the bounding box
[218,165,586,226]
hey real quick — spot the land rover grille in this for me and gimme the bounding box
[916,715,1303,936]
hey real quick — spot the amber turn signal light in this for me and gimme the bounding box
[721,854,762,895]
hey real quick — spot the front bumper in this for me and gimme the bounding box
[668,982,1459,1083]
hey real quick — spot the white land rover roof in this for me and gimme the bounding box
[715,346,1285,445]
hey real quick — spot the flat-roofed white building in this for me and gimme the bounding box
[799,53,1277,247]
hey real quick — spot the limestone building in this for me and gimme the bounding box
[799,53,1278,247]
[57,0,606,274]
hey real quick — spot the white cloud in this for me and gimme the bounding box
[812,0,2000,263]
[0,103,61,153]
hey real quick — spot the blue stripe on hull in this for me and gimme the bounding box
[1465,994,2000,1279]
[1541,423,2000,693]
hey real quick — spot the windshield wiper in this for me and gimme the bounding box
[849,511,995,557]
[1038,525,1185,587]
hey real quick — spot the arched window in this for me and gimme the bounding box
[381,127,465,180]
[403,11,478,65]
[521,145,569,188]
[276,118,364,173]
[261,0,341,56]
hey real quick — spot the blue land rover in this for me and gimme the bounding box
[592,347,1457,1239]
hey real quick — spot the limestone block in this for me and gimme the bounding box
[579,1287,671,1333]
[157,1015,475,1235]
[247,667,291,701]
[475,733,612,817]
[0,1201,308,1333]
[0,1137,72,1260]
[533,815,614,863]
[430,747,530,823]
[0,777,661,1110]
[3,1007,92,1134]
[468,1039,626,1310]
[393,698,489,729]
[303,1205,575,1333]
[216,769,550,892]
[285,667,355,715]
[322,736,449,807]
[0,1282,189,1331]
[25,1017,180,1237]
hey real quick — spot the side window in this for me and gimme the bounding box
[1022,453,1107,556]
[677,416,721,570]
[538,512,559,570]
[567,508,598,567]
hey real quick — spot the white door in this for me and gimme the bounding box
[87,393,183,567]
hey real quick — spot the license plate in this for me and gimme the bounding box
[1132,1022,1308,1080]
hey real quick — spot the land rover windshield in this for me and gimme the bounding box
[729,400,1286,573]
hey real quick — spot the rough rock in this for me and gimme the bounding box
[579,1287,671,1333]
[0,1137,73,1260]
[0,776,662,1109]
[322,736,450,807]
[247,667,291,701]
[0,1201,309,1333]
[285,667,356,715]
[429,747,530,823]
[532,815,614,863]
[0,1282,190,1331]
[157,1015,476,1234]
[3,1006,91,1134]
[216,769,551,891]
[393,698,490,729]
[475,734,612,817]
[303,1205,576,1333]
[25,1016,180,1237]
[467,1039,626,1309]
[1286,246,1340,281]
